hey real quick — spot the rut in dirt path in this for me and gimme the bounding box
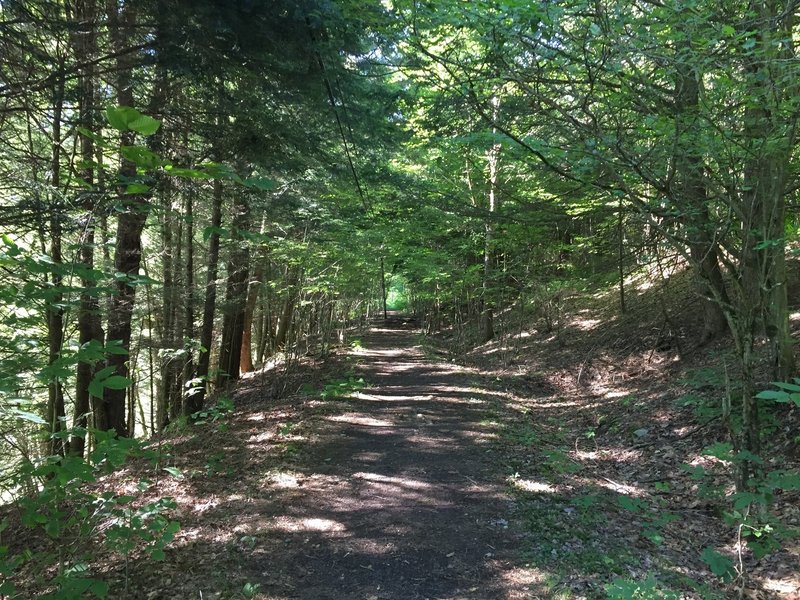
[250,316,530,600]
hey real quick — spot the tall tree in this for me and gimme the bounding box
[101,0,149,436]
[70,0,104,456]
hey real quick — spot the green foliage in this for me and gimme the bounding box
[612,495,679,547]
[673,393,721,421]
[573,494,600,510]
[700,547,735,582]
[4,430,180,597]
[1,0,799,596]
[701,442,734,461]
[385,275,409,310]
[0,521,22,597]
[617,495,648,513]
[41,569,110,600]
[278,422,296,436]
[504,423,538,446]
[606,576,679,600]
[516,492,640,583]
[320,376,366,400]
[543,449,582,475]
[105,107,161,136]
[104,496,180,562]
[191,397,235,426]
[203,451,229,477]
[721,469,800,560]
[642,512,680,547]
[684,448,800,566]
[88,366,132,399]
[756,379,800,407]
[242,582,261,598]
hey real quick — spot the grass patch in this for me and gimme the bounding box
[515,491,640,593]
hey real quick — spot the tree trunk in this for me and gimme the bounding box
[731,0,797,488]
[275,268,301,350]
[240,261,265,374]
[617,196,626,314]
[240,220,266,373]
[45,73,66,456]
[740,0,795,381]
[156,178,183,429]
[191,177,223,414]
[181,183,196,407]
[217,193,250,386]
[72,0,103,457]
[103,206,147,436]
[380,256,388,319]
[101,0,145,437]
[257,266,274,363]
[481,96,501,343]
[672,28,730,343]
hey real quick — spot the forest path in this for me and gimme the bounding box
[156,312,800,600]
[243,315,531,599]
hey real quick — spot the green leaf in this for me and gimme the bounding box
[104,340,130,355]
[202,226,228,242]
[756,387,800,407]
[120,145,162,169]
[94,365,117,381]
[243,176,274,191]
[149,547,165,561]
[162,467,184,480]
[730,491,767,510]
[617,495,647,513]
[44,518,61,538]
[700,547,735,581]
[0,580,16,595]
[105,106,161,135]
[12,409,47,424]
[102,375,131,390]
[76,127,110,148]
[772,381,800,392]
[105,106,131,131]
[766,471,800,491]
[756,390,790,401]
[127,114,161,136]
[747,535,780,560]
[88,379,104,399]
[643,529,664,545]
[77,339,105,363]
[89,366,121,397]
[89,580,109,599]
[734,450,763,465]
[164,166,213,179]
[702,442,733,461]
[125,183,151,195]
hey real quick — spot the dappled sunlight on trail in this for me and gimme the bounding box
[107,312,799,599]
[202,314,544,599]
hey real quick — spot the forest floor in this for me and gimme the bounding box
[9,289,800,598]
[122,314,540,599]
[116,299,797,599]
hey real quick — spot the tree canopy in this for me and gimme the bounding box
[1,0,799,597]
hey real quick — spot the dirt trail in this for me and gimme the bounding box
[247,316,527,599]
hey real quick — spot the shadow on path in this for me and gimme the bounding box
[234,316,535,599]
